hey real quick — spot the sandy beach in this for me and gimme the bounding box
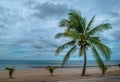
[0,66,120,82]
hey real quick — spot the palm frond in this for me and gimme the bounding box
[55,32,72,39]
[55,33,67,39]
[59,19,69,27]
[62,45,77,66]
[5,67,15,72]
[89,37,111,60]
[47,66,57,70]
[68,10,85,33]
[88,23,112,35]
[91,45,108,74]
[85,16,95,32]
[83,17,86,30]
[55,30,81,39]
[55,40,76,55]
[65,30,81,39]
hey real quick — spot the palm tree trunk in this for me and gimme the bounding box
[81,47,87,76]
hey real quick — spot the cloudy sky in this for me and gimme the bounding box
[0,0,120,60]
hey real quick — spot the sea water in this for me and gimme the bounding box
[0,60,120,70]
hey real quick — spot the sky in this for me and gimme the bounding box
[0,0,120,60]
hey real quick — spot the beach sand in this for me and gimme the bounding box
[0,66,120,82]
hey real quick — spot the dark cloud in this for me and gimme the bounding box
[31,44,43,49]
[12,39,31,46]
[33,2,69,19]
[0,25,7,29]
[105,11,120,18]
[32,37,59,49]
[11,27,59,52]
[112,30,120,40]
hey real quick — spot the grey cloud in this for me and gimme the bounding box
[33,2,69,19]
[0,24,9,36]
[13,30,58,53]
[12,27,59,51]
[12,39,32,46]
[31,44,43,49]
[0,6,11,25]
[98,10,120,28]
[32,37,59,50]
[0,5,24,26]
[112,30,120,40]
[0,25,8,29]
[105,11,120,18]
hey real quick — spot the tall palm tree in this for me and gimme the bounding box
[55,10,112,76]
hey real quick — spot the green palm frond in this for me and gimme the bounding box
[90,37,111,60]
[55,30,81,39]
[83,17,86,30]
[47,66,57,70]
[59,19,69,27]
[55,40,76,55]
[68,10,85,33]
[5,67,15,71]
[55,33,67,39]
[65,30,81,39]
[59,17,79,30]
[88,23,112,35]
[62,45,77,66]
[85,16,95,32]
[87,36,100,43]
[91,45,108,74]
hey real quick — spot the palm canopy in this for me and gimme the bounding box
[55,10,112,75]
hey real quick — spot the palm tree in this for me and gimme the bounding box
[46,66,57,76]
[117,64,120,68]
[5,67,15,79]
[55,10,112,76]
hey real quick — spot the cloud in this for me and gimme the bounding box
[33,2,69,19]
[30,32,59,51]
[105,11,120,17]
[0,0,120,60]
[102,11,120,23]
[112,30,120,40]
[0,25,8,36]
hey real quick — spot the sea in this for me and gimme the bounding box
[0,60,120,70]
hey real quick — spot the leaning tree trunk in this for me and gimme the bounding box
[81,47,87,76]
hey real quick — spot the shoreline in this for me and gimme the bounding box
[0,65,118,71]
[0,66,119,82]
[30,64,118,68]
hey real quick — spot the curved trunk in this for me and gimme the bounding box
[81,47,87,76]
